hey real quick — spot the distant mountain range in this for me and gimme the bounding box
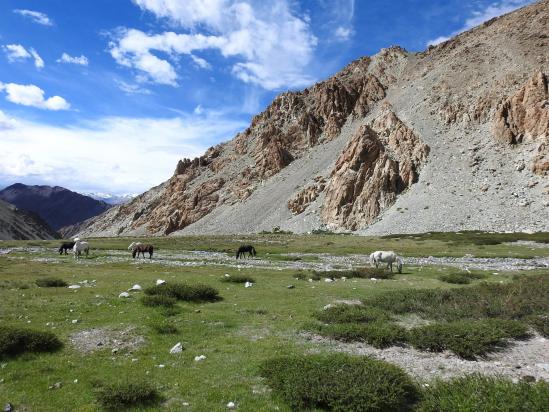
[80,192,135,205]
[0,183,112,232]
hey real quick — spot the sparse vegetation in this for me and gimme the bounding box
[416,375,549,412]
[220,274,255,283]
[313,266,393,280]
[144,282,221,302]
[150,320,178,334]
[315,304,391,324]
[438,272,487,284]
[140,294,177,308]
[94,379,161,410]
[0,326,62,358]
[314,322,408,348]
[35,277,68,287]
[261,354,420,411]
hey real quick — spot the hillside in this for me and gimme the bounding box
[80,0,548,237]
[0,184,111,231]
[0,199,59,240]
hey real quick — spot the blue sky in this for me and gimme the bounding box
[0,0,534,195]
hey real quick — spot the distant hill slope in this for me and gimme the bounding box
[0,199,59,240]
[80,0,548,237]
[0,183,111,231]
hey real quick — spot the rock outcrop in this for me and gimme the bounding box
[0,199,59,240]
[322,111,429,229]
[287,177,326,215]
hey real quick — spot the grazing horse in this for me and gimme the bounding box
[236,245,256,259]
[129,242,154,259]
[58,242,75,255]
[370,250,403,273]
[73,239,89,259]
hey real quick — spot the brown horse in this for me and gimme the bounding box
[130,242,154,259]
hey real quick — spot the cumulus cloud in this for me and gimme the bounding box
[57,53,89,66]
[0,110,17,130]
[110,0,317,90]
[334,26,353,41]
[3,44,44,69]
[0,113,246,194]
[13,9,53,26]
[0,83,70,110]
[190,54,211,69]
[427,0,533,46]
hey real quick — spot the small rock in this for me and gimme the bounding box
[224,274,230,278]
[157,364,165,368]
[324,278,333,283]
[287,285,295,289]
[4,403,13,412]
[67,285,81,289]
[118,292,130,298]
[244,282,253,288]
[71,319,78,324]
[156,279,166,286]
[170,342,183,354]
[226,401,236,409]
[370,278,378,281]
[112,348,118,354]
[49,382,62,390]
[128,284,142,291]
[195,309,201,313]
[194,355,206,361]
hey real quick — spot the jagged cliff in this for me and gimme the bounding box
[80,0,548,236]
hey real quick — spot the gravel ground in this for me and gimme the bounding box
[303,332,549,382]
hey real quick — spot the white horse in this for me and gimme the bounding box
[73,239,89,259]
[370,250,403,273]
[128,242,142,252]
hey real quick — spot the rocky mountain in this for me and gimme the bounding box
[0,184,111,231]
[80,192,136,205]
[80,0,548,237]
[0,199,59,240]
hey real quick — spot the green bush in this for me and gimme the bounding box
[220,274,255,283]
[315,305,391,324]
[260,354,420,411]
[144,283,220,302]
[0,326,63,358]
[315,322,408,348]
[35,277,68,288]
[94,379,160,410]
[439,272,487,285]
[367,275,548,322]
[313,267,393,280]
[527,314,549,338]
[408,319,530,359]
[417,374,549,412]
[140,295,177,308]
[150,320,178,334]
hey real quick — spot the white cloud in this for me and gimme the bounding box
[334,26,353,41]
[13,9,53,26]
[0,83,70,111]
[190,54,211,69]
[3,44,44,69]
[427,0,533,46]
[0,113,246,194]
[115,80,152,95]
[110,0,317,90]
[0,110,17,130]
[57,53,89,66]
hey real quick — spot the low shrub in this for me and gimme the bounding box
[0,280,30,289]
[315,322,408,348]
[144,283,220,302]
[140,295,177,308]
[417,374,549,412]
[438,272,487,285]
[408,319,530,359]
[315,304,391,324]
[527,314,549,338]
[221,274,255,283]
[35,277,68,288]
[0,326,63,358]
[94,379,160,410]
[260,354,420,411]
[313,267,393,280]
[150,320,178,334]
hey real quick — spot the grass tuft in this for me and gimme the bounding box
[150,320,178,334]
[144,282,221,302]
[35,277,68,288]
[408,319,530,359]
[416,374,549,412]
[140,294,177,308]
[261,354,420,411]
[94,379,160,410]
[315,304,391,324]
[438,272,487,285]
[314,322,408,348]
[313,267,393,280]
[220,274,255,283]
[0,326,62,358]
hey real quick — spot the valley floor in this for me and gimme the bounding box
[0,232,547,411]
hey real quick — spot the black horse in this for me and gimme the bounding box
[133,244,154,259]
[58,242,75,255]
[236,245,256,259]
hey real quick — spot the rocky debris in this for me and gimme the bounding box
[322,111,429,229]
[70,327,145,353]
[194,355,206,362]
[4,403,13,412]
[68,284,81,289]
[244,282,253,288]
[226,401,236,409]
[48,382,62,390]
[169,342,183,354]
[287,177,326,215]
[156,279,166,285]
[118,292,130,298]
[128,284,142,291]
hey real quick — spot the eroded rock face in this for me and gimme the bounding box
[493,71,549,174]
[322,112,429,229]
[288,177,326,215]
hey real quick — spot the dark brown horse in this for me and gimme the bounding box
[132,244,154,259]
[236,245,256,259]
[58,242,75,255]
